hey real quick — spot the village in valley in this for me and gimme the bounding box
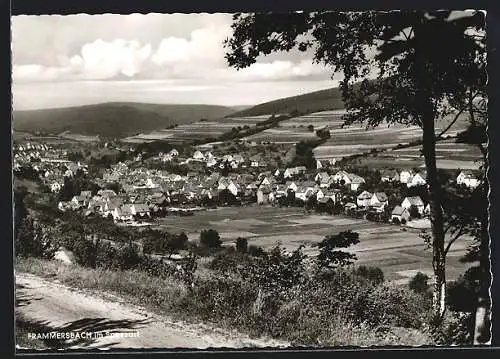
[13,125,482,282]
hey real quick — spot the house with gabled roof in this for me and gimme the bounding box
[391,206,410,222]
[50,181,62,193]
[314,172,330,183]
[249,155,262,168]
[295,185,316,202]
[275,184,288,198]
[71,195,88,208]
[319,175,333,188]
[98,189,117,199]
[246,181,259,191]
[148,192,168,206]
[217,177,230,190]
[80,190,92,200]
[285,181,298,193]
[401,196,425,214]
[316,188,326,201]
[370,192,388,212]
[232,154,245,163]
[227,182,240,197]
[424,203,431,216]
[201,188,217,200]
[357,190,373,208]
[131,203,150,217]
[381,170,400,182]
[169,148,179,157]
[408,171,427,187]
[193,150,205,161]
[113,204,134,222]
[323,189,341,203]
[349,175,365,191]
[257,185,274,205]
[344,202,357,213]
[457,170,481,189]
[399,170,414,184]
[332,170,350,184]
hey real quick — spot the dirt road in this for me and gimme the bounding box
[15,272,289,350]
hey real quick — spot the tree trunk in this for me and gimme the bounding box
[474,147,491,344]
[421,106,447,320]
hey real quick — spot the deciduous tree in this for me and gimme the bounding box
[224,10,486,325]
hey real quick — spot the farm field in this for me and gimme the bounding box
[59,131,100,142]
[241,110,425,156]
[353,139,483,170]
[310,111,469,161]
[122,115,272,144]
[152,206,472,283]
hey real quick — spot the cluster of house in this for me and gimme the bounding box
[380,169,427,187]
[153,148,267,169]
[13,142,58,170]
[13,141,88,192]
[58,189,154,222]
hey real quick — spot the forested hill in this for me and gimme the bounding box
[13,102,239,138]
[227,87,345,117]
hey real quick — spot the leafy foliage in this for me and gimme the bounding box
[355,266,385,285]
[200,229,222,248]
[409,272,430,294]
[317,230,360,269]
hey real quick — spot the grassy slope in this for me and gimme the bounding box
[15,257,433,347]
[228,87,345,118]
[13,102,239,139]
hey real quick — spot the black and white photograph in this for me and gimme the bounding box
[12,9,492,351]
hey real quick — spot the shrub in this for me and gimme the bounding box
[200,229,222,248]
[15,217,57,260]
[209,250,251,274]
[355,266,384,285]
[430,311,474,345]
[72,237,97,268]
[184,276,257,325]
[116,242,142,270]
[248,245,267,257]
[446,269,479,312]
[401,218,407,225]
[409,272,430,294]
[363,284,427,328]
[95,241,119,269]
[235,237,248,253]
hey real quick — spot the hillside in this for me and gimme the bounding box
[228,87,345,118]
[13,103,238,139]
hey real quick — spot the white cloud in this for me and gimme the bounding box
[11,13,334,84]
[232,59,330,81]
[151,25,231,70]
[80,39,152,79]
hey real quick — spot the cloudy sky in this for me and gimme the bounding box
[12,13,338,110]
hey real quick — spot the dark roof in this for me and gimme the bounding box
[391,206,407,216]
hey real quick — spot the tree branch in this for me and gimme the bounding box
[436,90,480,139]
[443,223,452,236]
[444,226,464,257]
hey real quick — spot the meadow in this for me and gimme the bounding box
[353,139,483,170]
[152,206,473,283]
[122,115,271,144]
